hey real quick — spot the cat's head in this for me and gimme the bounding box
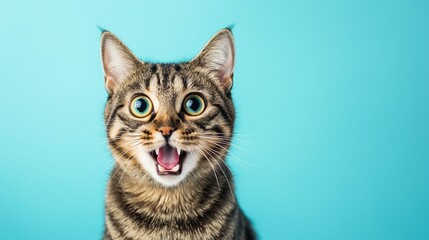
[101,29,235,187]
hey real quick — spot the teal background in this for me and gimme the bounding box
[1,0,428,239]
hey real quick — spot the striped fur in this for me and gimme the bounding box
[100,29,256,240]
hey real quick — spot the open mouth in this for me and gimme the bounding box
[149,145,187,176]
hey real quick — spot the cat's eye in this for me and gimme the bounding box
[130,95,153,118]
[183,94,205,116]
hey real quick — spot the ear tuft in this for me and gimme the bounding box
[192,29,235,91]
[100,31,141,94]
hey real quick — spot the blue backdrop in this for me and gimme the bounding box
[1,0,428,239]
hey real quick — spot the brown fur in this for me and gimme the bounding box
[100,29,256,240]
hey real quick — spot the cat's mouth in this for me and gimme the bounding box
[149,145,187,176]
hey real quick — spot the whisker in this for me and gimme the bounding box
[200,138,257,170]
[197,143,238,180]
[195,143,236,203]
[198,136,254,156]
[112,140,142,189]
[106,140,141,187]
[192,145,221,190]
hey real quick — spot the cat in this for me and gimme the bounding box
[100,28,256,240]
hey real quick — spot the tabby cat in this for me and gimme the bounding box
[100,28,256,240]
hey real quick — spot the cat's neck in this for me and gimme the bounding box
[107,164,236,213]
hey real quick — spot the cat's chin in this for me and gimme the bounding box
[135,145,198,187]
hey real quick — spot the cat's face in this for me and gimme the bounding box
[101,30,235,187]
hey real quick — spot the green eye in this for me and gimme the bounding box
[130,95,152,118]
[183,94,205,116]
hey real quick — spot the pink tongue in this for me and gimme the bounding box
[157,145,180,170]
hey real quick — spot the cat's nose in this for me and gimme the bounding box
[158,126,174,139]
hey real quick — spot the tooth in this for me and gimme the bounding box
[176,148,181,156]
[158,164,165,172]
[172,164,180,172]
[155,148,159,155]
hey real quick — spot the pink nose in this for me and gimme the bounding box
[158,126,174,136]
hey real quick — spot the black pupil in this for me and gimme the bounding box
[187,97,200,112]
[135,98,148,113]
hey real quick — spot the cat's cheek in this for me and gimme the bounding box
[134,145,199,187]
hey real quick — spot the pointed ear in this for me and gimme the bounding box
[192,29,235,91]
[100,31,141,94]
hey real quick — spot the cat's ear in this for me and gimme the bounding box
[100,31,141,94]
[192,29,235,91]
